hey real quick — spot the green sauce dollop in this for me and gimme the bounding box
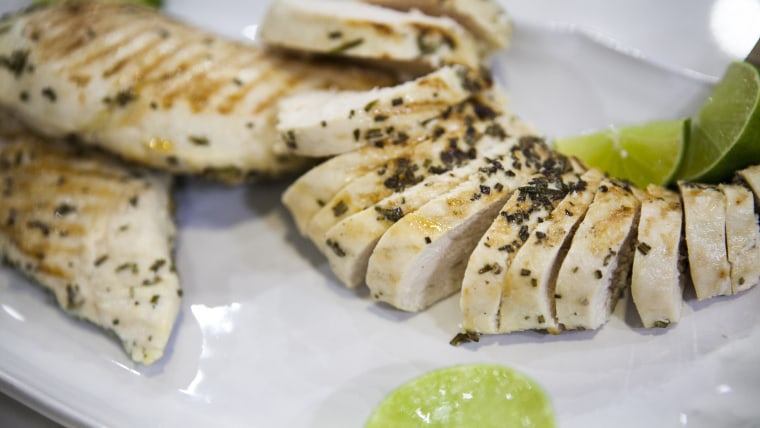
[366,364,556,428]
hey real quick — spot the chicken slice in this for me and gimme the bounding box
[555,178,641,331]
[275,65,487,157]
[259,0,481,72]
[324,139,511,288]
[460,165,586,333]
[0,2,393,182]
[678,182,732,300]
[362,0,512,51]
[737,164,760,204]
[493,169,603,334]
[307,129,482,254]
[630,185,685,329]
[720,184,760,294]
[282,92,530,235]
[366,136,562,312]
[0,128,179,365]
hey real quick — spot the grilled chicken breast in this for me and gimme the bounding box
[282,92,532,235]
[259,0,481,72]
[460,166,585,334]
[630,185,685,329]
[554,178,640,331]
[366,136,562,312]
[275,65,486,157]
[679,182,732,300]
[720,184,760,294]
[325,138,514,288]
[362,0,512,51]
[0,1,392,182]
[0,123,179,365]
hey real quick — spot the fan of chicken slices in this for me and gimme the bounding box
[270,0,760,338]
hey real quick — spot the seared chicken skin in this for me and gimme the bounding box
[259,0,481,72]
[0,1,392,183]
[630,185,685,328]
[0,120,179,365]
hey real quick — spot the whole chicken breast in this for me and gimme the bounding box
[0,123,179,365]
[362,0,513,51]
[678,182,732,300]
[554,178,641,331]
[720,183,760,294]
[259,0,481,72]
[630,185,685,329]
[0,1,392,182]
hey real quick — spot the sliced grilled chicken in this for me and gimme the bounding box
[495,168,603,334]
[258,0,481,72]
[679,182,732,300]
[554,178,640,331]
[366,136,563,312]
[307,128,484,254]
[0,129,179,365]
[460,166,586,333]
[630,185,685,329]
[324,138,512,288]
[275,65,487,157]
[0,2,392,183]
[737,164,760,204]
[720,184,760,294]
[282,92,532,235]
[362,0,512,51]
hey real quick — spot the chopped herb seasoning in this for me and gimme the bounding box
[320,120,327,127]
[424,236,432,244]
[282,130,297,149]
[352,129,360,142]
[112,318,120,326]
[391,97,403,106]
[26,220,50,236]
[332,200,348,217]
[149,259,166,273]
[143,277,162,286]
[94,255,109,267]
[326,239,346,257]
[327,30,343,39]
[653,320,671,328]
[188,135,210,146]
[41,87,57,102]
[129,196,139,207]
[374,114,388,122]
[535,231,546,240]
[115,262,138,274]
[449,331,480,346]
[232,77,243,86]
[637,241,652,255]
[54,202,76,217]
[375,206,404,222]
[593,270,603,279]
[531,278,538,287]
[537,315,545,324]
[150,295,160,306]
[520,269,531,277]
[364,99,378,112]
[65,284,84,310]
[599,185,609,193]
[329,38,364,54]
[0,49,30,78]
[480,185,490,195]
[554,294,562,299]
[19,91,29,102]
[112,87,137,107]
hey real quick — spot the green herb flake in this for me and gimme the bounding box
[188,135,210,146]
[329,37,364,54]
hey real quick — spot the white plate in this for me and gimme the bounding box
[2,2,760,427]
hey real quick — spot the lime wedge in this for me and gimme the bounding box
[676,61,760,182]
[365,364,556,428]
[554,119,689,188]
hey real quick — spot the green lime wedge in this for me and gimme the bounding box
[365,364,556,428]
[676,61,760,182]
[554,119,689,188]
